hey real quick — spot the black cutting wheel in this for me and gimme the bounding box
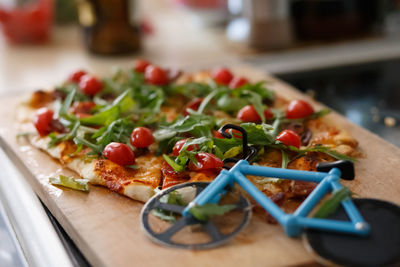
[305,198,400,266]
[141,182,252,249]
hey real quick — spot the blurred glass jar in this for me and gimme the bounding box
[77,0,141,55]
[0,0,53,44]
[227,0,293,50]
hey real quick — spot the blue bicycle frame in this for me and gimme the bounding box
[182,160,370,237]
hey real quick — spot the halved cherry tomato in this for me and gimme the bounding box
[79,75,103,96]
[213,129,242,139]
[103,142,135,166]
[264,108,274,120]
[145,65,168,85]
[172,139,199,156]
[286,100,314,119]
[211,68,233,85]
[130,127,154,148]
[182,98,203,115]
[237,105,274,122]
[33,107,54,136]
[276,130,301,148]
[68,70,87,83]
[229,76,248,89]
[188,152,224,171]
[134,59,150,73]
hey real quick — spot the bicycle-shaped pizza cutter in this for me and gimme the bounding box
[141,124,400,266]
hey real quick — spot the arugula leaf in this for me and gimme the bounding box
[93,118,134,151]
[216,94,247,113]
[181,137,213,152]
[59,89,76,118]
[55,84,89,102]
[189,204,236,221]
[49,175,89,192]
[313,187,352,218]
[167,190,187,206]
[306,145,355,162]
[163,154,185,172]
[196,89,219,114]
[237,81,275,101]
[223,146,242,159]
[73,137,102,154]
[151,190,187,223]
[80,89,134,126]
[242,90,266,122]
[272,143,355,162]
[154,114,216,141]
[126,164,139,169]
[281,150,289,169]
[151,209,178,223]
[241,123,274,145]
[167,82,213,98]
[134,86,165,125]
[16,132,34,139]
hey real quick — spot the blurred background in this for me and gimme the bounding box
[0,0,399,142]
[0,1,400,266]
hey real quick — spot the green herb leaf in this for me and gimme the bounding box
[126,164,139,169]
[313,187,352,218]
[73,137,102,154]
[151,190,187,223]
[151,209,178,223]
[196,89,219,114]
[272,143,355,162]
[163,154,185,172]
[80,89,134,126]
[49,175,89,192]
[154,114,216,141]
[16,132,34,139]
[166,190,187,206]
[189,203,236,221]
[223,146,242,159]
[59,89,76,118]
[281,150,289,169]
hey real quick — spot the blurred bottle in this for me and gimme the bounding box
[0,0,53,44]
[77,0,141,55]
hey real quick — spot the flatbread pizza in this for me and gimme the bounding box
[17,60,359,215]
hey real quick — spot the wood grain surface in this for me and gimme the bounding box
[1,65,399,267]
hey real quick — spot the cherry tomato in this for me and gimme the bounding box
[79,75,103,96]
[211,68,233,85]
[145,65,168,85]
[172,139,199,156]
[134,59,150,73]
[286,100,314,119]
[103,142,135,166]
[33,107,54,136]
[72,101,96,116]
[264,108,274,120]
[68,70,87,83]
[276,130,301,148]
[182,98,203,115]
[213,129,242,139]
[188,152,224,171]
[130,127,154,148]
[237,105,274,122]
[229,76,248,89]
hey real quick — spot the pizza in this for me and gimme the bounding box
[17,60,359,215]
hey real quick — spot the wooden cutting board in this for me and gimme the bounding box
[1,65,400,267]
